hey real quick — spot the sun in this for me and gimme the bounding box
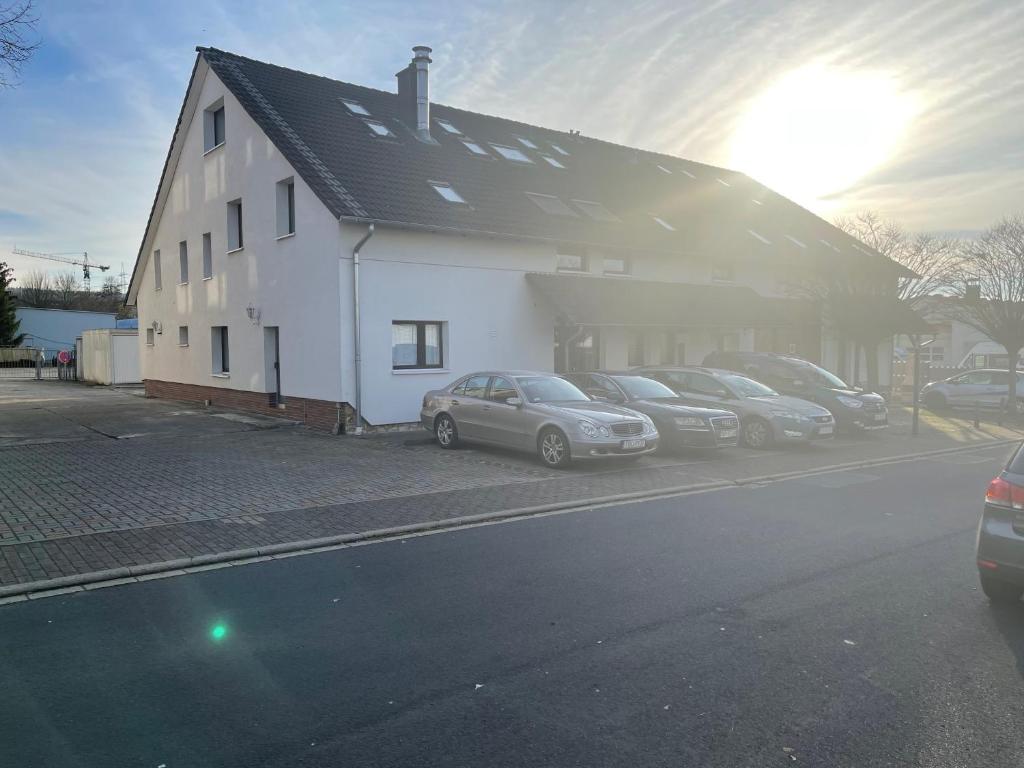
[730,63,918,207]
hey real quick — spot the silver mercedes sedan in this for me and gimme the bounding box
[420,371,659,468]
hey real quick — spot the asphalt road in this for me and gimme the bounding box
[3,443,1024,767]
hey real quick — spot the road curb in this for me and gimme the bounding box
[0,438,1017,601]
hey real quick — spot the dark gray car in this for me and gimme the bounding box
[977,443,1024,603]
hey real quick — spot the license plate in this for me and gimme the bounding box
[718,428,738,439]
[873,413,886,421]
[621,439,646,450]
[818,425,834,435]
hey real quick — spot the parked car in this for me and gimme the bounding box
[702,351,888,433]
[561,371,739,449]
[920,369,1024,411]
[636,366,835,449]
[977,443,1024,603]
[420,371,659,468]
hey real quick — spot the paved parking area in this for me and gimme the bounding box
[2,379,1022,589]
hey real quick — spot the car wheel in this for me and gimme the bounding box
[923,392,946,411]
[741,417,774,449]
[538,427,571,469]
[980,574,1023,604]
[434,413,459,449]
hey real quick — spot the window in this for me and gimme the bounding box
[488,377,518,404]
[202,233,213,279]
[392,321,443,369]
[429,181,466,204]
[603,257,630,275]
[227,200,243,251]
[748,229,771,245]
[573,200,619,222]
[556,245,588,272]
[920,345,944,363]
[153,250,162,290]
[712,262,735,282]
[341,98,370,115]
[541,155,565,168]
[785,234,807,249]
[436,119,461,134]
[657,164,672,174]
[627,330,645,367]
[363,119,394,137]
[652,215,675,231]
[681,169,697,179]
[211,326,229,374]
[663,332,684,365]
[178,325,189,346]
[146,328,155,346]
[716,178,731,187]
[462,140,489,156]
[492,144,533,163]
[453,375,489,399]
[203,102,225,152]
[178,241,188,284]
[526,192,576,217]
[550,144,569,156]
[516,136,538,149]
[276,179,296,237]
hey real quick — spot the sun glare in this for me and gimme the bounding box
[730,64,918,208]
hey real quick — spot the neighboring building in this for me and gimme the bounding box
[897,297,1019,371]
[14,307,117,354]
[127,46,909,430]
[80,329,141,385]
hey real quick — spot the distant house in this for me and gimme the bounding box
[127,46,910,430]
[14,307,117,354]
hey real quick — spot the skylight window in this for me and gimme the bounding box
[461,140,489,156]
[430,182,466,204]
[748,229,772,245]
[657,165,672,174]
[751,198,763,206]
[492,144,533,163]
[341,99,370,116]
[652,215,676,231]
[681,169,697,179]
[436,119,461,134]
[541,155,565,168]
[550,144,570,156]
[785,234,807,249]
[573,200,619,222]
[517,136,539,149]
[819,238,841,252]
[364,120,394,137]
[525,192,576,217]
[716,178,731,187]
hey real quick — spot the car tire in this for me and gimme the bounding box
[434,413,459,449]
[980,574,1023,604]
[537,427,571,469]
[923,392,946,411]
[741,417,774,449]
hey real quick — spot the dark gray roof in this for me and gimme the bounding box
[197,47,907,275]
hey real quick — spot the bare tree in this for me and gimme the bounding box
[0,1,39,88]
[17,268,50,306]
[834,211,960,307]
[52,270,79,309]
[947,216,1024,413]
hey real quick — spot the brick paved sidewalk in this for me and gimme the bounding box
[2,379,1022,590]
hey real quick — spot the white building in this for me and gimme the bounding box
[127,46,910,430]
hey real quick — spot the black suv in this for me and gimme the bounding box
[702,351,887,433]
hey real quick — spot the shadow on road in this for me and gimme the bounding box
[989,601,1024,679]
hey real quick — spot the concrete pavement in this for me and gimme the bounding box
[1,442,1021,767]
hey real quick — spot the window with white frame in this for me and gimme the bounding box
[541,155,565,168]
[363,119,394,137]
[516,136,538,149]
[429,181,467,204]
[178,325,189,346]
[227,200,243,251]
[573,199,619,222]
[461,140,489,156]
[603,256,630,275]
[146,327,155,346]
[340,98,370,115]
[276,179,295,237]
[203,101,225,152]
[153,250,161,290]
[550,144,569,156]
[556,245,588,272]
[211,326,229,374]
[526,192,576,217]
[436,118,461,134]
[491,144,532,163]
[202,233,213,279]
[178,241,188,284]
[392,321,443,370]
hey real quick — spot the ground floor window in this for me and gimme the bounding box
[212,326,230,374]
[627,329,645,367]
[392,321,443,369]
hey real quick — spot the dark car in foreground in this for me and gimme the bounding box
[562,372,739,449]
[978,443,1024,603]
[702,351,888,432]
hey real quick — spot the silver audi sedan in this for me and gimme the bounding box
[420,371,659,468]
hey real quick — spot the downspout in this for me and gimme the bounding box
[337,223,374,435]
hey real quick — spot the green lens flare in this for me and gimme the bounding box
[210,623,228,641]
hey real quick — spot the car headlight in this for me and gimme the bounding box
[674,416,706,428]
[577,419,599,438]
[768,409,799,420]
[836,395,863,408]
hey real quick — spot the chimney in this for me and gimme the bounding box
[397,45,433,141]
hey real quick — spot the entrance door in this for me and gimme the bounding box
[264,327,282,404]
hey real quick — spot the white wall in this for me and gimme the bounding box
[135,66,345,402]
[82,329,140,385]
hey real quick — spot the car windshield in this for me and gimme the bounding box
[613,376,677,400]
[720,373,777,397]
[516,375,589,403]
[792,360,849,389]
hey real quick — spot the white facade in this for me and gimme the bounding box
[81,329,141,385]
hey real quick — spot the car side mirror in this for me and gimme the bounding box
[505,396,523,407]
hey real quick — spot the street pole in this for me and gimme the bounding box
[912,334,921,437]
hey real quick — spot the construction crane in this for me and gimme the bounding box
[11,247,110,291]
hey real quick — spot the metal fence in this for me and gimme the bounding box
[0,346,77,381]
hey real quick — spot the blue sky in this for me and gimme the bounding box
[1,0,1022,283]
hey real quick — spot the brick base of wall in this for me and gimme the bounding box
[144,380,353,432]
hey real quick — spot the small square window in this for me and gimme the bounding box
[541,155,565,168]
[178,326,189,346]
[550,144,569,156]
[392,321,444,369]
[364,119,394,137]
[461,140,489,156]
[526,192,577,217]
[516,136,538,149]
[603,257,630,275]
[556,245,588,272]
[146,328,155,346]
[178,241,188,284]
[492,144,532,163]
[652,215,675,231]
[202,233,213,279]
[153,250,162,290]
[341,98,370,116]
[436,119,461,134]
[573,200,619,222]
[430,182,466,204]
[276,179,296,236]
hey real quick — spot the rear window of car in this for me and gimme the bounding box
[1008,444,1024,474]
